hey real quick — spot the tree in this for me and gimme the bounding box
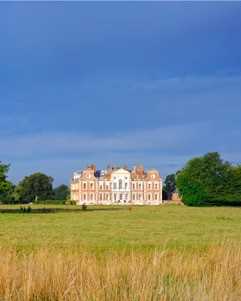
[16,173,54,203]
[222,165,241,203]
[176,152,241,206]
[164,174,176,200]
[0,161,14,203]
[53,184,70,201]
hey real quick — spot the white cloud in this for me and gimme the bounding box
[0,123,205,184]
[7,152,191,186]
[131,75,241,95]
[2,121,240,185]
[0,123,207,158]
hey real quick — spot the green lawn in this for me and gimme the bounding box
[0,204,241,252]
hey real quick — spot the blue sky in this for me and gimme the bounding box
[1,2,241,185]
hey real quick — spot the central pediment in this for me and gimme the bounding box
[111,168,130,175]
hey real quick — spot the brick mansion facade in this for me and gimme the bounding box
[71,164,163,205]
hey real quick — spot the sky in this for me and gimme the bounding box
[1,2,241,186]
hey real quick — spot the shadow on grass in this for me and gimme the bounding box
[186,201,241,207]
[0,206,127,214]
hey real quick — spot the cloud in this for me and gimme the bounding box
[1,75,241,184]
[0,123,208,159]
[131,75,241,96]
[2,121,241,185]
[8,152,190,186]
[0,123,205,184]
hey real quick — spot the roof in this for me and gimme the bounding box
[72,165,161,181]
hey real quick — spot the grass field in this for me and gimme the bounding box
[1,204,241,252]
[1,204,241,300]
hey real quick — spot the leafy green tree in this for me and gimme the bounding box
[164,174,176,200]
[0,161,14,203]
[176,152,241,206]
[222,165,241,203]
[16,172,54,203]
[53,184,70,201]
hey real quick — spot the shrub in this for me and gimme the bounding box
[20,206,32,213]
[82,203,87,211]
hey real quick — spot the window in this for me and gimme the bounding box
[100,185,102,190]
[90,183,93,189]
[83,183,86,189]
[148,183,151,189]
[119,179,123,189]
[133,194,135,200]
[155,194,158,200]
[133,183,135,189]
[120,193,122,200]
[100,194,102,201]
[90,194,93,201]
[148,194,151,201]
[83,194,86,201]
[139,194,141,200]
[125,182,128,189]
[155,183,158,189]
[114,193,116,201]
[113,182,117,189]
[139,183,142,189]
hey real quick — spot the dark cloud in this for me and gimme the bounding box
[0,3,241,184]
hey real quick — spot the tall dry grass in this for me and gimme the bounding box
[1,243,241,301]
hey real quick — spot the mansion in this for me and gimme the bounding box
[71,164,163,205]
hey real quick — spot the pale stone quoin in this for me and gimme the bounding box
[71,164,163,205]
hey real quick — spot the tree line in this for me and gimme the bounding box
[0,163,69,204]
[163,152,241,206]
[1,152,241,206]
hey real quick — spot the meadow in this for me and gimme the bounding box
[1,204,241,251]
[1,204,241,300]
